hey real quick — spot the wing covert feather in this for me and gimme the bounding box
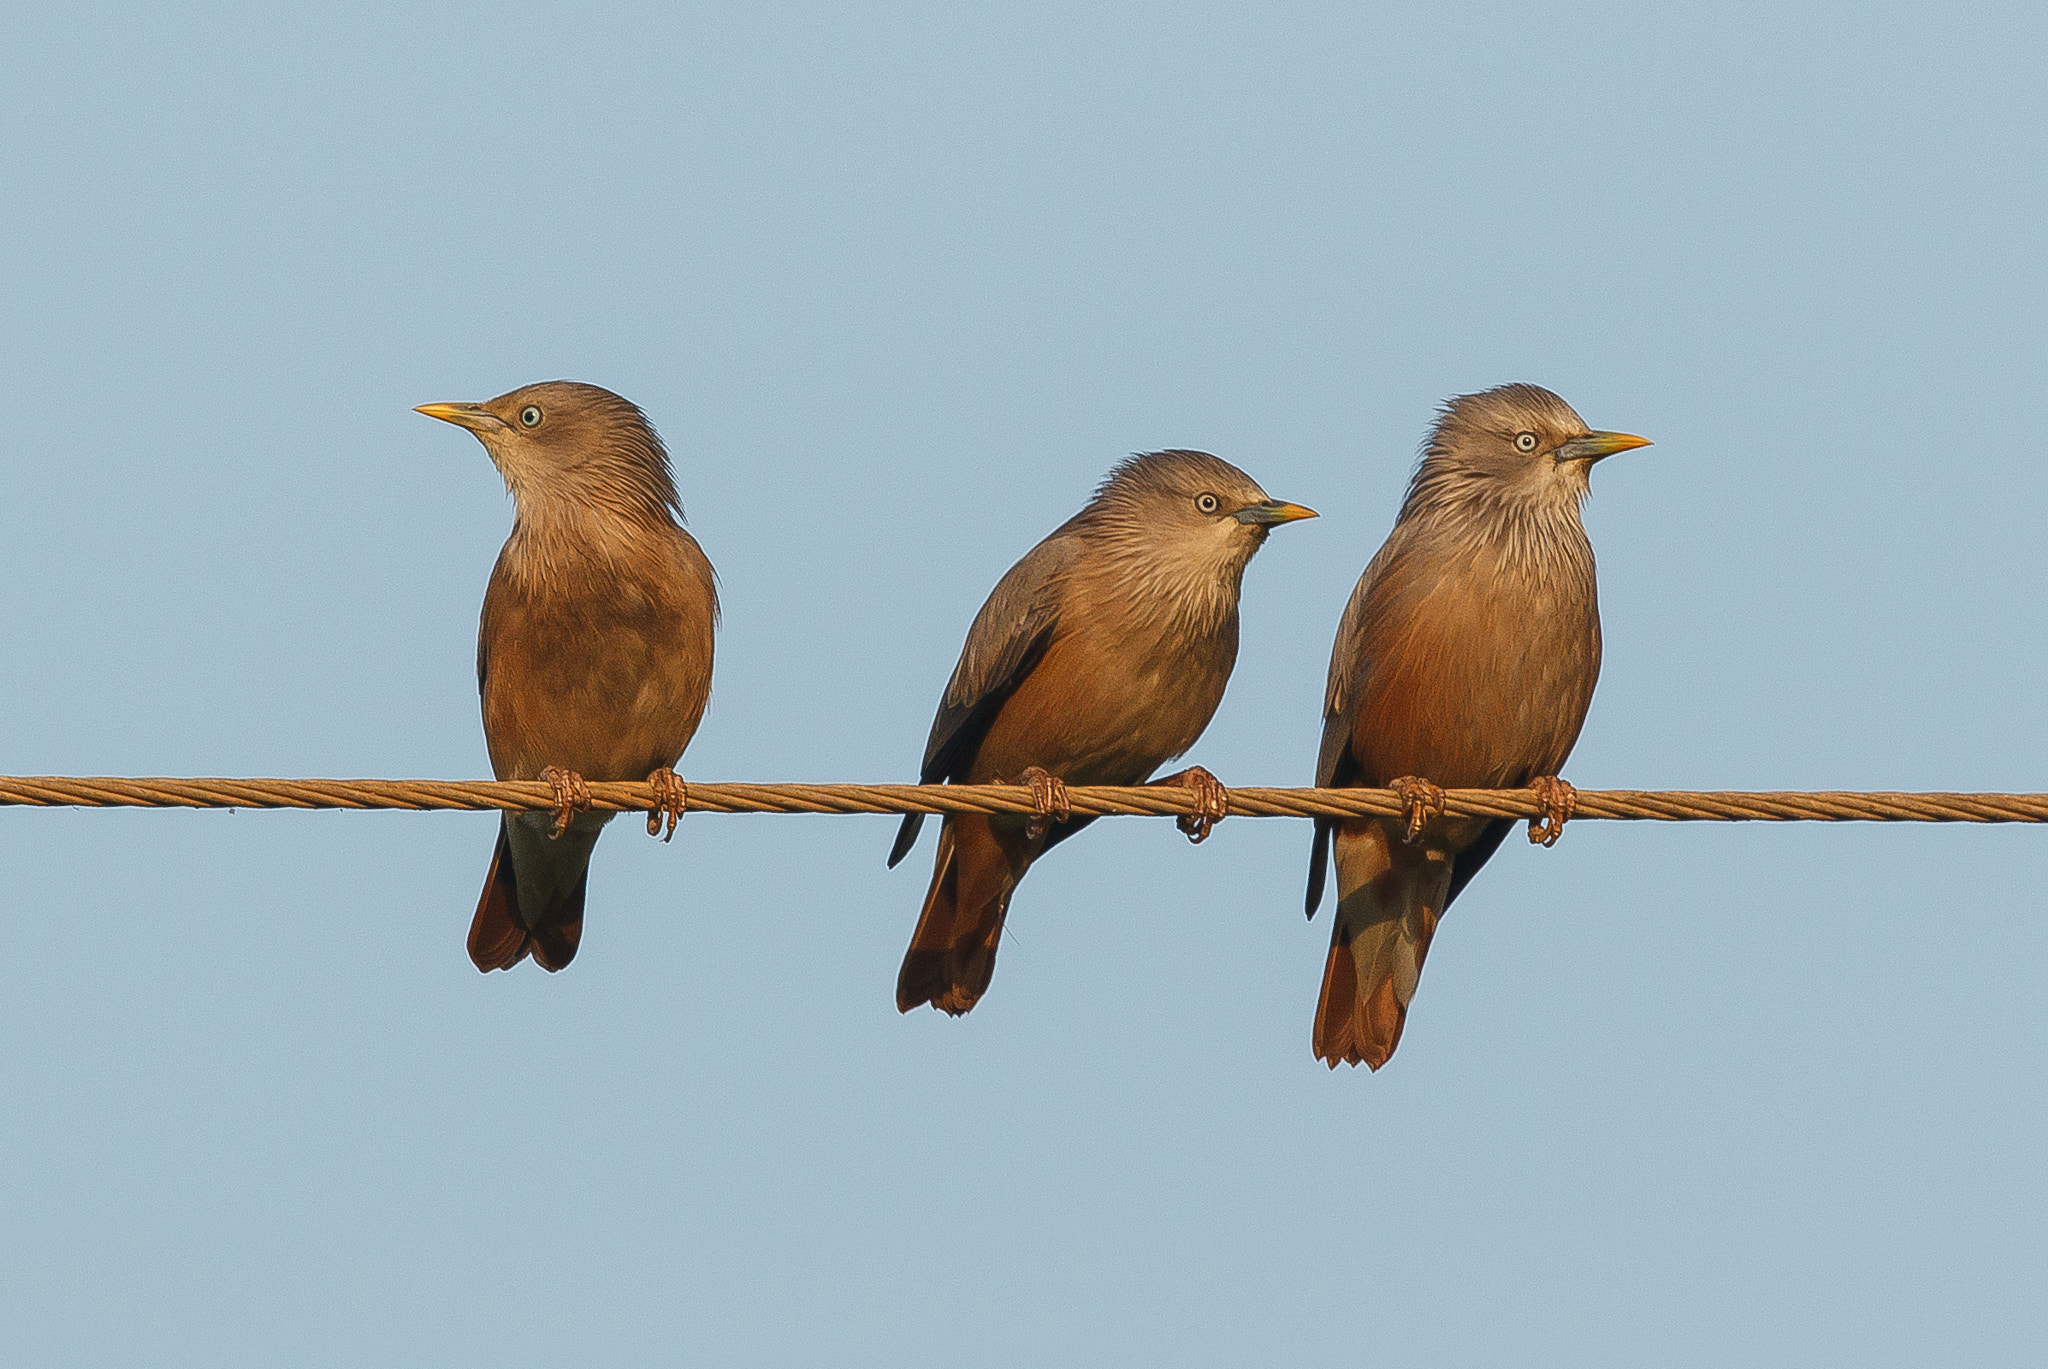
[916,534,1078,783]
[1316,545,1388,788]
[1307,537,1398,917]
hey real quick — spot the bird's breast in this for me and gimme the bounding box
[1351,535,1600,789]
[479,530,717,782]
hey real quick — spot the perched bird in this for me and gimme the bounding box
[417,381,717,972]
[890,450,1316,1015]
[1306,384,1649,1068]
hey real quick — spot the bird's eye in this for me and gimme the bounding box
[1196,493,1220,514]
[1514,432,1538,453]
[519,405,543,428]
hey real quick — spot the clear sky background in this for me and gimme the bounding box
[3,2,2045,1363]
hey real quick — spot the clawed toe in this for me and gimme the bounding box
[539,766,592,840]
[1388,775,1446,845]
[1157,765,1231,844]
[1527,775,1576,847]
[646,767,688,842]
[1017,765,1071,840]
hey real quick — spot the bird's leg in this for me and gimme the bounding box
[538,766,592,841]
[1152,765,1230,845]
[1388,775,1447,845]
[645,767,688,843]
[1526,775,1576,847]
[1016,765,1071,840]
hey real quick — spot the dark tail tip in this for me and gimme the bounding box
[469,829,532,971]
[887,812,924,869]
[529,917,582,972]
[1304,819,1331,919]
[896,951,982,1015]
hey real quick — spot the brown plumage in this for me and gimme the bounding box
[890,450,1316,1014]
[417,381,718,972]
[1307,384,1650,1068]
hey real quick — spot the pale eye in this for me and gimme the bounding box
[1514,432,1538,453]
[519,405,543,428]
[1196,493,1220,514]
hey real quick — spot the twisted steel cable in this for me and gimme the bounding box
[0,776,2043,825]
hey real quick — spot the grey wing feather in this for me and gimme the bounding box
[1315,562,1377,788]
[887,533,1077,867]
[919,533,1077,780]
[1307,550,1387,916]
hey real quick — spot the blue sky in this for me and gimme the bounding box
[3,3,2045,1363]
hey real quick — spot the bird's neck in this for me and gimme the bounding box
[1399,478,1595,582]
[500,492,680,597]
[1073,524,1245,641]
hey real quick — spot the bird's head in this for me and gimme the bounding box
[1410,383,1651,516]
[416,380,682,527]
[1092,449,1316,559]
[1080,449,1316,622]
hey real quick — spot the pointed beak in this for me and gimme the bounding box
[414,401,507,435]
[1236,499,1319,527]
[1557,430,1652,463]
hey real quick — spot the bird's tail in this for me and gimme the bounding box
[468,820,590,973]
[896,814,1027,1015]
[1313,820,1452,1069]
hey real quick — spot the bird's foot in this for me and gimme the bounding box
[1388,775,1446,845]
[539,766,591,840]
[1527,775,1576,847]
[1154,765,1230,844]
[645,767,688,842]
[1016,765,1071,840]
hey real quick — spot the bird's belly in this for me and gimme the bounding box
[481,602,713,782]
[970,626,1233,785]
[1356,586,1597,788]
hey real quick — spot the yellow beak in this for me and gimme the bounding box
[414,401,505,434]
[1237,500,1320,527]
[1559,430,1653,462]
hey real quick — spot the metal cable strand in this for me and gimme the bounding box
[0,776,2045,823]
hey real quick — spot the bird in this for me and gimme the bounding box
[889,449,1316,1015]
[416,381,718,973]
[1306,384,1650,1069]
